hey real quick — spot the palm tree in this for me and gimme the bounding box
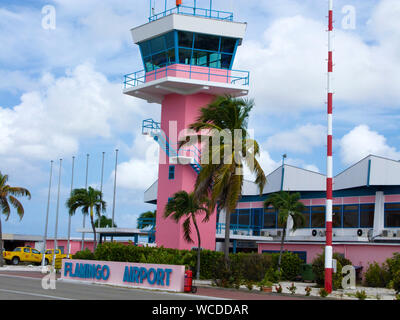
[264,191,306,271]
[184,96,266,265]
[164,191,211,280]
[94,215,117,228]
[137,210,156,229]
[0,172,31,267]
[66,187,106,251]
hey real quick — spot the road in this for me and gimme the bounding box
[0,272,310,300]
[0,273,215,300]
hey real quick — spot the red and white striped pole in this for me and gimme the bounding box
[325,0,334,293]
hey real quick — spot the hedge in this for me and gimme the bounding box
[71,243,304,282]
[364,253,400,292]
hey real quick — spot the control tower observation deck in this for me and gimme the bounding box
[123,1,249,103]
[123,1,249,251]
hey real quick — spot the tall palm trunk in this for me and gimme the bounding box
[192,215,201,281]
[277,227,286,271]
[90,207,97,251]
[224,210,231,267]
[0,217,4,267]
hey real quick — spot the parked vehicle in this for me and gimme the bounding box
[3,247,42,265]
[44,249,68,265]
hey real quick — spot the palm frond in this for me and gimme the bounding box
[182,216,194,243]
[8,196,24,220]
[0,198,11,220]
[8,187,31,200]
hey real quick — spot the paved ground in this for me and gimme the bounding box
[0,271,309,300]
[0,272,214,300]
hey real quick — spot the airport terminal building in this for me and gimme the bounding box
[120,1,400,271]
[145,154,400,269]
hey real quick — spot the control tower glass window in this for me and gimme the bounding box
[138,31,239,72]
[177,31,238,70]
[139,31,176,72]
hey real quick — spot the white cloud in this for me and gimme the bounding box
[265,124,325,154]
[236,15,326,112]
[0,63,144,162]
[235,0,400,114]
[339,125,400,165]
[115,135,159,191]
[303,164,320,173]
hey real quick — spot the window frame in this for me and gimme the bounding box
[139,31,239,72]
[342,204,360,229]
[360,203,375,228]
[168,165,175,180]
[384,202,400,228]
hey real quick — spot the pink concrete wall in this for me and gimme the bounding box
[156,93,217,251]
[145,64,232,84]
[258,242,400,274]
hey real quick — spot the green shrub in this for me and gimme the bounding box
[264,267,281,283]
[287,283,297,295]
[319,288,329,298]
[355,290,367,300]
[245,280,254,291]
[364,262,391,288]
[275,284,282,293]
[236,252,275,282]
[72,248,95,260]
[276,252,303,281]
[312,252,351,290]
[386,253,400,280]
[392,270,400,294]
[211,255,241,288]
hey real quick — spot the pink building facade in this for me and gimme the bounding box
[124,5,249,251]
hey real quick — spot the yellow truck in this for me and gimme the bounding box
[2,247,69,266]
[3,247,42,265]
[44,249,68,265]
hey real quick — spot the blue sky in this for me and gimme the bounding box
[1,0,400,238]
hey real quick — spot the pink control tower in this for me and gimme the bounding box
[124,0,249,251]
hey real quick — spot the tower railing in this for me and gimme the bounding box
[137,217,156,230]
[124,64,250,89]
[148,5,234,22]
[142,119,203,174]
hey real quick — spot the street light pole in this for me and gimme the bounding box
[111,149,118,241]
[67,156,75,258]
[81,154,89,251]
[280,154,287,191]
[52,159,62,267]
[99,152,105,229]
[41,160,53,268]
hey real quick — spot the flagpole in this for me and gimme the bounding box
[67,156,75,258]
[99,152,105,229]
[52,159,62,267]
[41,160,53,268]
[111,149,118,241]
[81,154,89,250]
